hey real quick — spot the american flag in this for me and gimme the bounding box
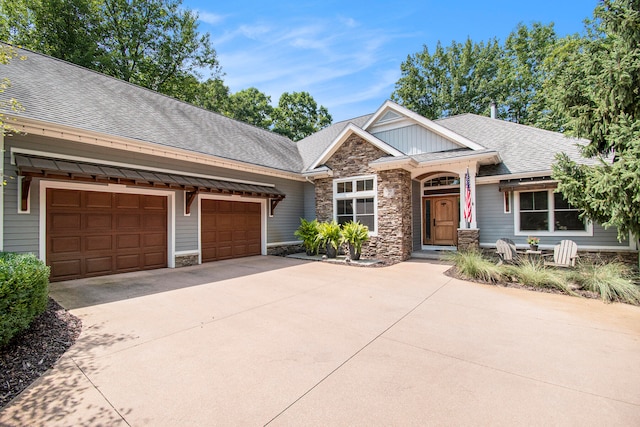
[464,167,472,226]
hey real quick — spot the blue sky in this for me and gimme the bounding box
[184,0,599,122]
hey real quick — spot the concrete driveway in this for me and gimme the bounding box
[2,256,640,426]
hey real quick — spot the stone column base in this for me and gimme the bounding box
[457,228,479,251]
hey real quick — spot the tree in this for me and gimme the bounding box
[0,0,221,98]
[550,0,640,246]
[392,38,504,119]
[502,23,559,127]
[272,91,332,141]
[0,45,25,136]
[392,23,563,128]
[225,87,273,129]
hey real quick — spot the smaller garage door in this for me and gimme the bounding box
[47,189,167,281]
[201,199,261,262]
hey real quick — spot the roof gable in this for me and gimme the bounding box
[308,123,404,170]
[364,100,486,151]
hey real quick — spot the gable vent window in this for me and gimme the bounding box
[334,176,377,233]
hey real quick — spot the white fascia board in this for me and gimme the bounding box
[302,167,333,179]
[415,152,501,168]
[475,170,553,185]
[308,123,404,170]
[363,100,486,151]
[369,157,418,171]
[10,116,306,182]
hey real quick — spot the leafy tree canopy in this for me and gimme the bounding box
[0,0,221,99]
[550,0,640,242]
[225,88,274,129]
[392,23,562,129]
[272,91,332,141]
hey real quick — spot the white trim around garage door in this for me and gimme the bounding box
[197,193,268,264]
[39,180,177,268]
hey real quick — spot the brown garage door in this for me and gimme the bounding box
[201,199,261,262]
[47,188,167,281]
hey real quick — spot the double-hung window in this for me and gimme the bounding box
[516,190,589,235]
[334,176,376,232]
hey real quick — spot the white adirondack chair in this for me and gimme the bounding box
[543,240,579,267]
[496,238,520,265]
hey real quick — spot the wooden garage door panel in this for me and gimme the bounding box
[49,189,81,208]
[86,191,112,209]
[47,189,167,281]
[201,199,261,263]
[50,213,81,230]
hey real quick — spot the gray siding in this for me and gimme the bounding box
[373,124,460,155]
[3,134,306,255]
[412,180,421,251]
[175,190,198,252]
[303,182,316,220]
[3,149,40,255]
[477,183,629,248]
[266,178,305,243]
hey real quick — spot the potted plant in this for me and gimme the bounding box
[527,236,540,251]
[341,221,369,260]
[294,218,320,255]
[316,220,342,258]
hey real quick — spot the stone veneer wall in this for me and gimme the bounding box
[457,228,479,251]
[314,134,413,262]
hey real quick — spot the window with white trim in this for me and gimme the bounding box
[516,190,587,234]
[334,176,376,232]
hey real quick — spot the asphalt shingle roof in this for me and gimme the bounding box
[435,114,593,176]
[296,114,372,170]
[2,46,303,173]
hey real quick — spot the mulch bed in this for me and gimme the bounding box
[0,298,82,409]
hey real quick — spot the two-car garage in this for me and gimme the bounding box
[45,188,266,282]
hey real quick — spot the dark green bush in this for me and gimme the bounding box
[0,252,50,347]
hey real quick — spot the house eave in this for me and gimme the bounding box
[8,115,307,182]
[414,152,501,168]
[302,167,333,179]
[369,157,419,171]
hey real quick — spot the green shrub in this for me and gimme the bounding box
[448,250,504,283]
[341,221,370,253]
[316,220,342,253]
[568,261,640,304]
[505,258,574,294]
[294,218,320,255]
[0,252,50,347]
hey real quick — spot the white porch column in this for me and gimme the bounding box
[458,164,478,229]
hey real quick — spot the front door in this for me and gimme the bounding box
[423,196,459,246]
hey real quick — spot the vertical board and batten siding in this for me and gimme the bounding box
[476,183,629,248]
[3,135,307,256]
[412,180,422,251]
[372,124,461,155]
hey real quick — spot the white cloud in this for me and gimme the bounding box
[196,10,225,25]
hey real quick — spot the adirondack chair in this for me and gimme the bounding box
[496,238,520,265]
[543,240,579,267]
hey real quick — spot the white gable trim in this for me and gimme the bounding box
[363,100,486,151]
[308,123,404,170]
